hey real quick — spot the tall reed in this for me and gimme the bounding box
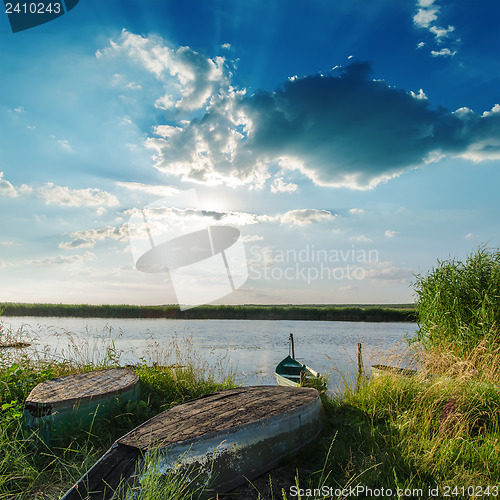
[413,245,500,356]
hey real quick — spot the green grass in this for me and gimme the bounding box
[1,338,499,499]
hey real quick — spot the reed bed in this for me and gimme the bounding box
[0,303,416,322]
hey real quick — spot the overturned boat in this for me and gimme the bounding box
[62,385,323,499]
[23,368,140,435]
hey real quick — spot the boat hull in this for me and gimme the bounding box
[62,385,323,499]
[144,387,322,493]
[370,364,417,379]
[23,368,140,438]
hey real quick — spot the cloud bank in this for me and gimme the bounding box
[0,173,119,209]
[145,61,500,190]
[99,32,500,191]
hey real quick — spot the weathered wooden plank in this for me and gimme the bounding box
[63,444,140,500]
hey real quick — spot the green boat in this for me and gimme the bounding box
[274,334,321,387]
[274,355,320,387]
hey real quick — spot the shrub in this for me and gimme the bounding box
[413,245,500,355]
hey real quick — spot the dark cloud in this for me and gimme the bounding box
[148,62,500,189]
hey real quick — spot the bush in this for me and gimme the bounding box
[413,245,500,355]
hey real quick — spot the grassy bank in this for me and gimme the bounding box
[0,303,416,322]
[1,330,498,498]
[0,324,237,499]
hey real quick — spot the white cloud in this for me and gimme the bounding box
[37,183,119,208]
[0,178,113,209]
[57,139,73,152]
[279,209,335,226]
[0,175,113,210]
[418,0,436,6]
[431,48,456,57]
[482,104,500,117]
[413,0,459,56]
[26,251,96,266]
[385,230,399,238]
[0,172,19,198]
[50,135,73,152]
[350,235,372,243]
[111,73,142,90]
[101,29,231,112]
[410,89,427,100]
[59,224,129,251]
[270,177,298,194]
[429,25,455,41]
[116,181,180,197]
[68,225,129,243]
[349,208,365,214]
[58,238,97,249]
[413,8,438,28]
[365,262,413,282]
[96,31,498,191]
[241,234,264,243]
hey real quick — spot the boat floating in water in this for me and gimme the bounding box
[23,368,140,435]
[61,385,323,499]
[275,334,322,387]
[370,364,418,379]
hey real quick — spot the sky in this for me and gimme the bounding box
[0,0,499,306]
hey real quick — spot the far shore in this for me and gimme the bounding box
[0,302,416,322]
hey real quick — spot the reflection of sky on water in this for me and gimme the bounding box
[2,317,416,392]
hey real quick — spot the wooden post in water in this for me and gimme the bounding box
[357,342,363,377]
[356,342,364,391]
[289,333,295,359]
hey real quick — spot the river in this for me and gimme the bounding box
[1,317,417,391]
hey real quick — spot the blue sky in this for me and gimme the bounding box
[0,0,499,305]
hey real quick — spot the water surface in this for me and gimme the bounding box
[2,317,416,391]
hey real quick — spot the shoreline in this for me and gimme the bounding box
[0,303,417,322]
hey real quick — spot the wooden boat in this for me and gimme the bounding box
[274,334,321,387]
[275,355,320,387]
[370,364,418,379]
[61,385,323,499]
[0,341,31,349]
[23,368,140,435]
